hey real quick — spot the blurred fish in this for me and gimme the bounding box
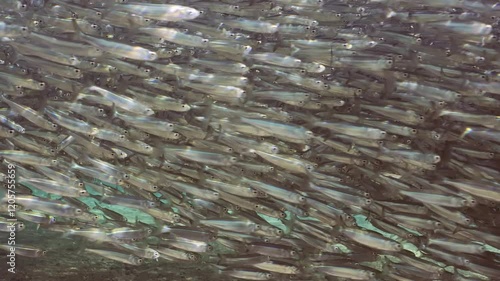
[0,0,499,280]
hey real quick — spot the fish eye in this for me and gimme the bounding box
[42,250,47,255]
[8,130,14,134]
[79,190,87,196]
[152,185,158,191]
[137,258,143,264]
[75,209,82,214]
[91,24,98,29]
[279,212,286,218]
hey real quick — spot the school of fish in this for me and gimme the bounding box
[0,0,499,280]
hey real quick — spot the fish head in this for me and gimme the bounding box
[78,189,89,197]
[183,7,201,20]
[143,108,155,116]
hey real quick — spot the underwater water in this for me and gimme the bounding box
[1,0,500,280]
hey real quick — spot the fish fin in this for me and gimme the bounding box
[201,97,213,133]
[451,225,465,235]
[108,102,117,120]
[418,235,429,250]
[383,70,395,98]
[99,192,109,204]
[378,203,386,218]
[176,77,185,88]
[71,18,85,41]
[302,112,320,128]
[93,201,104,210]
[76,240,88,255]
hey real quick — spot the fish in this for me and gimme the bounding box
[0,0,499,280]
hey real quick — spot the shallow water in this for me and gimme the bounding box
[1,1,500,281]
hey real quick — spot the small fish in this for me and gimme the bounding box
[85,249,143,265]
